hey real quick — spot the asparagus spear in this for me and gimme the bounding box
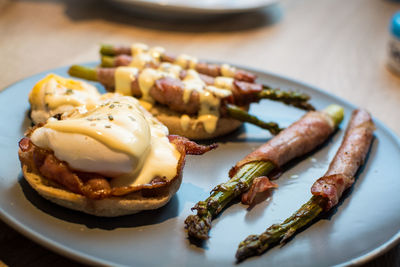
[236,195,326,261]
[68,65,284,134]
[226,104,282,135]
[101,55,117,67]
[260,85,314,111]
[68,65,98,81]
[69,65,314,110]
[186,161,276,240]
[100,44,116,56]
[235,108,373,262]
[100,56,314,111]
[185,105,344,240]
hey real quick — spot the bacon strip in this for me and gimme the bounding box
[241,176,278,205]
[229,111,335,177]
[109,52,257,83]
[311,109,375,210]
[168,135,217,155]
[96,68,262,115]
[19,135,216,200]
[154,77,200,115]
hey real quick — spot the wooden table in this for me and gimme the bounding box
[0,0,399,266]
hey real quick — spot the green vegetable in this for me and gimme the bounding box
[236,195,326,261]
[259,86,314,111]
[185,105,344,240]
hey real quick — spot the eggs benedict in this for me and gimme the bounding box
[29,74,101,124]
[19,94,216,216]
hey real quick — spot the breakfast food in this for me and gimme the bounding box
[66,42,315,139]
[184,104,344,240]
[236,109,375,262]
[29,74,101,124]
[100,43,257,82]
[68,62,313,140]
[19,95,216,216]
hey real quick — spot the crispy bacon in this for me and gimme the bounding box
[19,135,216,200]
[230,111,335,177]
[39,153,85,195]
[168,135,217,155]
[241,176,278,205]
[311,109,375,210]
[19,137,31,152]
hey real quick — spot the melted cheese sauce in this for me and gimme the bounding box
[182,70,205,103]
[131,43,149,56]
[180,114,191,131]
[31,95,180,186]
[175,54,198,69]
[158,62,182,78]
[129,43,166,69]
[214,77,234,90]
[179,70,232,133]
[220,64,236,77]
[114,64,233,134]
[137,64,182,103]
[115,43,241,134]
[197,91,220,133]
[29,74,101,124]
[138,68,161,103]
[115,67,139,96]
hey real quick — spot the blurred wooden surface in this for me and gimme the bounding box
[0,0,399,266]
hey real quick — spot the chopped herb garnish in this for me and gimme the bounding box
[65,89,74,95]
[109,104,115,109]
[108,115,114,121]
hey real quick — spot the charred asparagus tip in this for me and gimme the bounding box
[185,161,276,240]
[259,87,315,111]
[236,235,262,262]
[68,65,98,81]
[101,55,115,68]
[235,196,326,262]
[184,213,212,240]
[100,44,115,56]
[226,104,283,135]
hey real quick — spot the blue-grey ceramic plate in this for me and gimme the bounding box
[0,64,399,266]
[107,0,278,15]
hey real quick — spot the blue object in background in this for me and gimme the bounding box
[388,11,400,74]
[390,11,400,40]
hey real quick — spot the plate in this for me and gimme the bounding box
[1,63,400,266]
[106,0,278,16]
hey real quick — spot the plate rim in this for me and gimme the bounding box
[1,62,399,266]
[108,0,278,14]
